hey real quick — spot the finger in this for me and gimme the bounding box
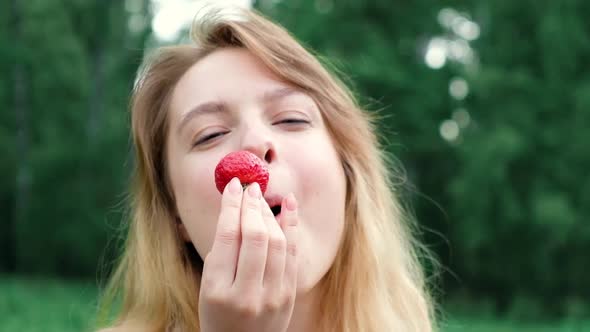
[204,177,243,287]
[261,198,286,293]
[234,182,268,289]
[281,193,299,290]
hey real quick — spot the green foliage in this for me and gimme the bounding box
[1,0,149,276]
[445,1,590,313]
[0,276,98,332]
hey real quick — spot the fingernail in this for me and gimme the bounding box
[248,182,261,198]
[285,193,297,211]
[228,177,242,195]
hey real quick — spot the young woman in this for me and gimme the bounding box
[97,7,437,332]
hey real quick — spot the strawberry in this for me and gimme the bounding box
[214,150,269,194]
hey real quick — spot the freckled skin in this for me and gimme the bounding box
[215,150,270,194]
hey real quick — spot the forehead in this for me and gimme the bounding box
[170,48,287,113]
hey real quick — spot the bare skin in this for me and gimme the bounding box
[198,179,299,332]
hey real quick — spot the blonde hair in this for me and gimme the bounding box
[97,7,438,332]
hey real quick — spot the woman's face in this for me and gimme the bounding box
[166,48,346,293]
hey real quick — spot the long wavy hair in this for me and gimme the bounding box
[97,7,438,332]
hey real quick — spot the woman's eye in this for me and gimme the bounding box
[275,118,310,125]
[194,131,227,146]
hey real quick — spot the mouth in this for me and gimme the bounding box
[264,194,284,219]
[270,204,282,217]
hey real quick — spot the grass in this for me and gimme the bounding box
[441,316,588,332]
[1,275,588,331]
[0,275,99,332]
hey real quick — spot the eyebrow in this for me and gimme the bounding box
[177,86,306,134]
[177,102,228,135]
[262,86,303,104]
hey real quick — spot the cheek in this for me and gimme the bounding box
[294,132,345,198]
[290,135,347,288]
[171,156,221,256]
[294,135,347,228]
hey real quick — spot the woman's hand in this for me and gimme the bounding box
[198,177,299,332]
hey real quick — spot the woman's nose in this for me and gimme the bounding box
[239,125,275,164]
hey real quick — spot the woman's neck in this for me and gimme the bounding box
[287,286,321,332]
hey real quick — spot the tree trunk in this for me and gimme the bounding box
[87,0,109,143]
[87,43,104,142]
[11,0,30,273]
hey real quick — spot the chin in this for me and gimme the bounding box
[295,262,333,296]
[295,277,315,295]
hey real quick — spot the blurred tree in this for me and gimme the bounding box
[0,0,27,273]
[446,0,590,314]
[0,0,151,277]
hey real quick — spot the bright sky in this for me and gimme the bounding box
[151,0,253,41]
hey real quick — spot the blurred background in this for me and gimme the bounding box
[1,0,589,331]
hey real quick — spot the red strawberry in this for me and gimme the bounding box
[214,150,269,194]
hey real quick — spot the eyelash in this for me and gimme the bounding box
[194,131,228,146]
[193,118,310,147]
[275,118,309,125]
